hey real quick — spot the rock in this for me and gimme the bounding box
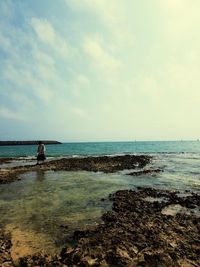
[59,188,200,266]
[0,226,12,266]
[1,164,199,266]
[0,155,151,184]
[1,262,13,267]
[1,188,200,266]
[127,168,163,176]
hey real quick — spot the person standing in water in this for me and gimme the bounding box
[37,141,46,165]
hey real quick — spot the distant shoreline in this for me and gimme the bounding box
[0,141,62,146]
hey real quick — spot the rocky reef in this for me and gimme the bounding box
[1,187,199,266]
[0,155,151,184]
[0,155,199,266]
[0,226,12,266]
[59,188,200,267]
[127,168,163,176]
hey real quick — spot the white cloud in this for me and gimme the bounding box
[33,48,55,67]
[0,0,14,21]
[138,76,162,100]
[31,18,55,44]
[2,64,56,105]
[31,17,71,57]
[83,36,121,75]
[36,86,55,104]
[157,0,200,42]
[0,33,11,51]
[70,106,88,119]
[0,107,26,121]
[159,0,197,13]
[66,0,135,49]
[66,0,124,26]
[1,21,64,107]
[10,93,35,108]
[70,74,91,97]
[1,0,200,140]
[165,59,200,102]
[76,74,90,86]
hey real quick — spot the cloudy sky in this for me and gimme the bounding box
[0,0,200,142]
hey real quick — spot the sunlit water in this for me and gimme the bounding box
[0,169,154,259]
[0,152,200,259]
[1,140,200,158]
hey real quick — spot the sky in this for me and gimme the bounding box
[0,0,200,142]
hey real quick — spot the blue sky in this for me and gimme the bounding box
[0,0,200,142]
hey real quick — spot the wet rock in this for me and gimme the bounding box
[127,168,163,176]
[1,160,199,266]
[18,253,63,267]
[0,155,151,184]
[60,224,69,229]
[59,188,200,266]
[0,226,13,266]
[1,188,200,266]
[102,211,118,223]
[0,158,14,164]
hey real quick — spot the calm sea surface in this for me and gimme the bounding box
[0,140,200,158]
[0,141,199,258]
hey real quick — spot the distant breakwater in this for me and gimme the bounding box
[0,141,62,146]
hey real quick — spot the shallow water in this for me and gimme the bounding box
[0,153,200,259]
[0,170,143,258]
[152,153,200,191]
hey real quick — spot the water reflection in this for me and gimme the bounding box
[0,171,122,257]
[35,170,45,182]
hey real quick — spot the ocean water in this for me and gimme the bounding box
[0,141,200,259]
[0,140,200,158]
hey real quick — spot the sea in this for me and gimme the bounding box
[1,140,200,158]
[0,141,200,258]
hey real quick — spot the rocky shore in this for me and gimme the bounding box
[0,187,199,266]
[0,155,151,184]
[0,155,199,266]
[60,188,200,267]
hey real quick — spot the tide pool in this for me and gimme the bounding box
[0,152,200,259]
[0,170,139,258]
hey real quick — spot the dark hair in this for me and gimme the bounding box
[38,141,42,144]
